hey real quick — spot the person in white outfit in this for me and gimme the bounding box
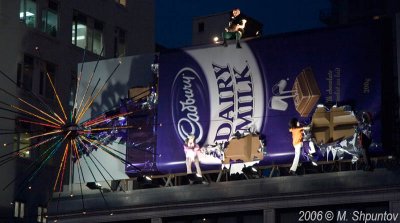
[183,135,202,176]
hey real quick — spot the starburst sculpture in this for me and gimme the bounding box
[0,47,155,218]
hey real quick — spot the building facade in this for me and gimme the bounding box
[0,0,154,221]
[2,1,400,223]
[49,18,400,223]
[320,0,400,26]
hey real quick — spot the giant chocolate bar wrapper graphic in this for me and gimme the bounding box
[148,22,385,174]
[292,68,321,117]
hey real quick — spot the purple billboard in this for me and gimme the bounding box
[155,22,385,174]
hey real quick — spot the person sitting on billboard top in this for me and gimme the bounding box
[221,8,247,48]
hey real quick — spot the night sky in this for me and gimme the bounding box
[155,0,331,49]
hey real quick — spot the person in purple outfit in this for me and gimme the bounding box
[357,112,374,171]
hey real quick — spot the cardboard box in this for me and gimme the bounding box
[129,87,149,100]
[311,107,358,144]
[223,134,263,164]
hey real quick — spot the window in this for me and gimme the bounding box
[115,0,126,6]
[164,210,263,223]
[17,63,22,87]
[20,0,37,28]
[39,61,56,99]
[72,12,87,49]
[72,11,104,56]
[14,120,32,159]
[17,55,34,91]
[198,22,204,32]
[14,129,32,159]
[349,0,361,12]
[41,1,58,37]
[18,133,32,158]
[69,70,78,110]
[114,27,126,57]
[37,206,47,223]
[92,21,104,55]
[70,70,77,103]
[14,201,25,218]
